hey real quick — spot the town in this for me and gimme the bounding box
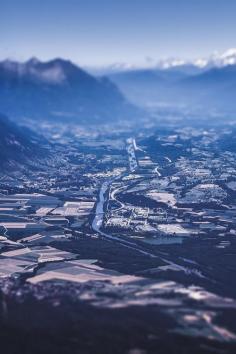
[1,120,236,351]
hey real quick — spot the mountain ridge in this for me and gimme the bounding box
[108,63,236,112]
[0,58,140,123]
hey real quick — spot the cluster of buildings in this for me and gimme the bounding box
[103,126,236,245]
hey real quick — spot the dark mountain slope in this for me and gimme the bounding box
[0,58,140,123]
[182,65,236,86]
[0,113,46,169]
[179,65,236,111]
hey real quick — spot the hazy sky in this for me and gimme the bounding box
[1,0,236,66]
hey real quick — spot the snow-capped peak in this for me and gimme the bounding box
[194,48,236,68]
[157,58,186,69]
[219,48,236,66]
[156,48,236,70]
[194,58,209,68]
[221,48,236,58]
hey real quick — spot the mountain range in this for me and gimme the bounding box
[108,53,236,112]
[93,48,236,74]
[0,113,46,169]
[1,50,236,124]
[0,58,139,123]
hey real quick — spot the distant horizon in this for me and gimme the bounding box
[1,47,236,73]
[2,45,236,70]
